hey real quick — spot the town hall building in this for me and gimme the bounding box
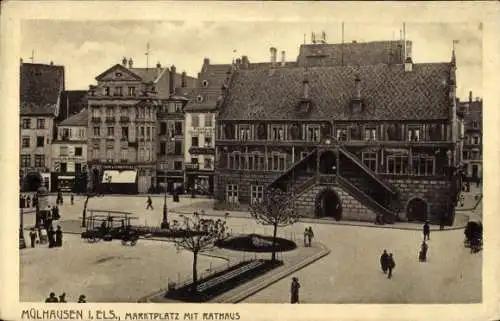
[215,40,463,225]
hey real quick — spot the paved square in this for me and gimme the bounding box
[20,194,482,303]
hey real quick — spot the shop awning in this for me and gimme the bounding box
[102,170,137,184]
[58,176,75,180]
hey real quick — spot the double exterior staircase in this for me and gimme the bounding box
[267,146,400,222]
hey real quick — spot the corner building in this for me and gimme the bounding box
[215,40,463,225]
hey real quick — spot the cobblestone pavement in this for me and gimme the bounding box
[243,226,482,303]
[20,234,226,302]
[20,195,482,303]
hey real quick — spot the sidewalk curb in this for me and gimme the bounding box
[213,243,330,303]
[170,209,468,232]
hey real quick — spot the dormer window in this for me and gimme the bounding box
[197,95,204,103]
[351,76,364,112]
[115,72,122,77]
[202,80,209,87]
[104,87,110,96]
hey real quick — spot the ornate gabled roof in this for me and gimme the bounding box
[20,63,65,116]
[58,108,88,126]
[129,67,167,83]
[220,62,452,121]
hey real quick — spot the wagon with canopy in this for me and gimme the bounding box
[81,210,140,246]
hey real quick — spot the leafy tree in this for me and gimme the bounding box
[172,213,228,293]
[249,187,300,261]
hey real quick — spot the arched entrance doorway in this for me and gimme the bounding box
[406,197,428,222]
[315,188,342,220]
[23,172,42,192]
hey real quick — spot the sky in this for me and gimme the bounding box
[21,19,482,100]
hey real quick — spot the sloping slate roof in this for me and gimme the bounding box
[297,41,407,67]
[58,90,88,120]
[220,63,451,121]
[20,63,65,116]
[129,68,165,83]
[59,109,89,126]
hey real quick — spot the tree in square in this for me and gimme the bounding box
[249,187,300,262]
[172,213,228,293]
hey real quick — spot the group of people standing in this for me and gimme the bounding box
[379,250,396,279]
[45,292,86,303]
[28,225,64,249]
[20,193,37,209]
[303,227,314,247]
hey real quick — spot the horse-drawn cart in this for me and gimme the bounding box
[81,210,139,246]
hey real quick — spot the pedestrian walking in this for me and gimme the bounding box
[380,249,389,274]
[439,215,446,230]
[290,277,300,304]
[45,292,59,303]
[423,221,430,241]
[307,226,314,247]
[419,241,428,262]
[52,206,60,220]
[29,228,37,248]
[70,194,74,205]
[47,225,55,248]
[78,295,86,303]
[55,225,63,247]
[146,196,153,210]
[58,292,67,303]
[303,228,308,247]
[33,195,38,208]
[27,195,31,208]
[387,253,396,279]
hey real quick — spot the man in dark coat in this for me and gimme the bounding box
[70,194,74,205]
[290,277,300,303]
[59,292,67,303]
[55,225,63,247]
[27,195,31,208]
[146,196,153,210]
[29,228,37,248]
[419,241,428,262]
[45,292,58,303]
[380,250,389,273]
[387,253,396,279]
[78,294,86,303]
[52,206,60,220]
[47,226,55,248]
[423,222,430,241]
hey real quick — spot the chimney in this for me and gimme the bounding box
[50,61,54,66]
[122,57,127,66]
[181,71,187,88]
[169,65,176,95]
[241,55,249,69]
[270,47,277,65]
[404,57,413,72]
[281,51,286,67]
[235,58,242,66]
[156,62,162,78]
[203,57,210,65]
[354,76,361,100]
[128,58,133,68]
[469,91,473,103]
[20,58,23,64]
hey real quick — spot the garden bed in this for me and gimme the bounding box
[215,234,297,252]
[164,259,282,302]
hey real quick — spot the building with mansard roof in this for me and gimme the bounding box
[215,40,464,225]
[20,61,65,191]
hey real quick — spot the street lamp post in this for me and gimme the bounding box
[161,184,169,229]
[19,205,26,249]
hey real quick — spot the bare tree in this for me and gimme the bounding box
[249,187,300,261]
[81,192,96,227]
[172,213,228,293]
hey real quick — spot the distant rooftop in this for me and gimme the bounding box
[58,108,88,126]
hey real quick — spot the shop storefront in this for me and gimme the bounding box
[101,169,138,194]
